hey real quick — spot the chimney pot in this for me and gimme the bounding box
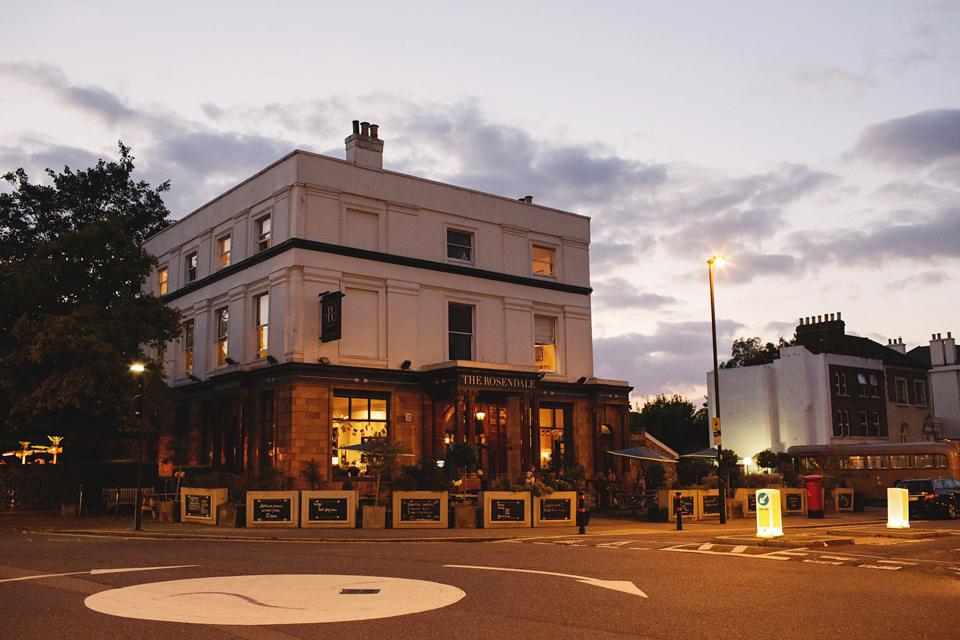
[360,121,370,137]
[352,120,360,134]
[370,124,379,139]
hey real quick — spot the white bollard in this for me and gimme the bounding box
[887,487,910,529]
[756,489,783,538]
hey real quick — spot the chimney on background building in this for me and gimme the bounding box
[345,120,384,170]
[886,337,907,355]
[795,312,845,354]
[930,332,957,367]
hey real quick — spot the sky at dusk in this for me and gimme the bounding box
[2,1,959,406]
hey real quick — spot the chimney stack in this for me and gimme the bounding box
[930,332,957,367]
[345,120,384,170]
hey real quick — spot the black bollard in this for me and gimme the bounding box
[675,491,683,531]
[577,490,587,534]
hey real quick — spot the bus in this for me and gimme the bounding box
[786,441,960,502]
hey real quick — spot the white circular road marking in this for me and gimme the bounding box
[84,574,465,625]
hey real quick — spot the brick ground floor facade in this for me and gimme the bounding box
[160,363,632,488]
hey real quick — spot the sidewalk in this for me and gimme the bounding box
[5,506,952,543]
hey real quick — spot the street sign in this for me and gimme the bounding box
[712,417,721,446]
[755,488,782,538]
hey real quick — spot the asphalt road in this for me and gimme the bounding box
[1,528,957,639]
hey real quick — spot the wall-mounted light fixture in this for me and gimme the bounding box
[188,374,200,382]
[577,376,587,384]
[224,357,237,366]
[266,355,278,365]
[319,356,331,364]
[400,360,412,370]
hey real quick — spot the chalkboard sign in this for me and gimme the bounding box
[399,498,442,522]
[785,493,803,512]
[492,499,526,522]
[307,498,348,522]
[701,494,720,515]
[746,493,757,513]
[252,498,292,522]
[672,495,694,516]
[539,498,571,521]
[837,492,852,510]
[185,494,212,518]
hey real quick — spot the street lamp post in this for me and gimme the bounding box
[130,364,146,531]
[708,256,727,525]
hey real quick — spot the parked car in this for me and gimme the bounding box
[894,477,960,519]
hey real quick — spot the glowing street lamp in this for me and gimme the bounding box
[130,363,147,531]
[708,255,727,525]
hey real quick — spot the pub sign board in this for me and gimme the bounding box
[181,487,228,525]
[658,489,699,522]
[481,491,531,528]
[320,291,345,343]
[392,491,449,529]
[301,490,358,529]
[835,488,854,513]
[246,491,299,528]
[533,492,576,527]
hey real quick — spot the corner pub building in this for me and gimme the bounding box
[143,121,632,487]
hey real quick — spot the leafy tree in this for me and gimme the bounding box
[630,394,707,454]
[362,437,406,506]
[720,336,796,369]
[0,143,180,451]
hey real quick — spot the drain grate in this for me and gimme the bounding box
[339,589,381,595]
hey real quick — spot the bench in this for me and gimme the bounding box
[103,488,159,517]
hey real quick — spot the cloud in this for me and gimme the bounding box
[885,270,950,291]
[788,206,960,264]
[791,66,876,92]
[592,277,677,311]
[853,108,960,168]
[594,319,742,400]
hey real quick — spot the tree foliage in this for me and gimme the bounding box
[720,336,796,369]
[0,143,180,445]
[630,394,707,454]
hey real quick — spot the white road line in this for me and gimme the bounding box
[859,564,902,571]
[444,564,647,597]
[731,546,747,554]
[660,548,789,561]
[876,560,917,566]
[0,565,199,584]
[820,555,853,561]
[596,541,631,548]
[774,550,809,556]
[697,543,714,551]
[803,559,844,566]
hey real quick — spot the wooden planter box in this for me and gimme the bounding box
[181,488,227,525]
[246,491,299,528]
[392,491,448,529]
[362,504,386,529]
[480,491,530,528]
[301,490,358,528]
[533,492,576,527]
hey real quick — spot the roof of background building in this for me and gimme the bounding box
[907,345,960,368]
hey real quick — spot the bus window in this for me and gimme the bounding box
[890,455,912,469]
[844,456,865,470]
[935,454,948,469]
[915,454,936,469]
[866,455,888,469]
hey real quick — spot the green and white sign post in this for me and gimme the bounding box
[755,489,782,538]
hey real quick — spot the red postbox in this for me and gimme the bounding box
[804,475,824,518]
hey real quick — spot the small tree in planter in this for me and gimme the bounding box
[448,441,479,491]
[363,437,405,507]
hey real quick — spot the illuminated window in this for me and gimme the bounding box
[216,307,229,366]
[257,216,271,252]
[158,267,168,295]
[183,319,194,376]
[446,229,472,263]
[218,235,231,268]
[539,407,565,469]
[331,393,389,471]
[534,315,556,371]
[532,246,555,277]
[255,293,269,359]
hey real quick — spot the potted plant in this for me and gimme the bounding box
[361,437,404,528]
